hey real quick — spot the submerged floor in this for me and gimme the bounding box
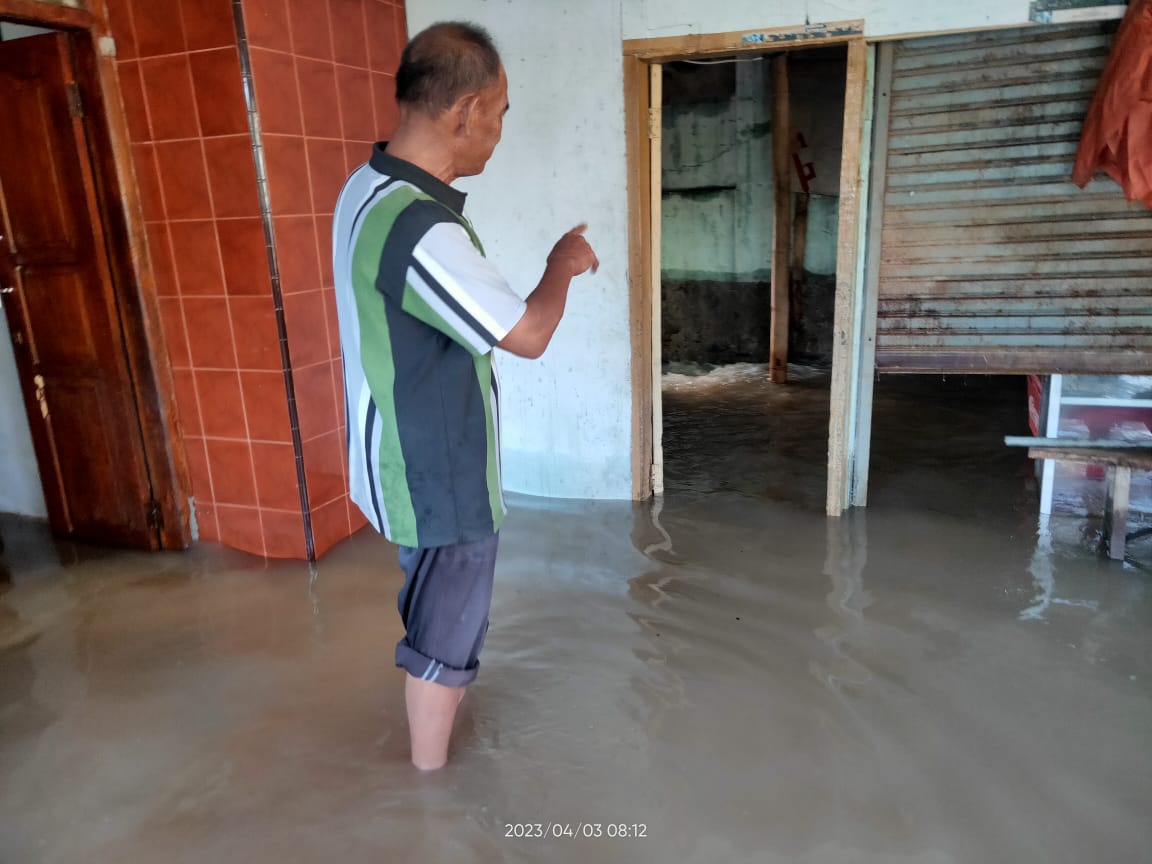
[2,370,1151,863]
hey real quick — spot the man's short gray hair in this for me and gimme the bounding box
[395,22,502,116]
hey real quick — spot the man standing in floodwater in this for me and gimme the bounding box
[332,21,598,770]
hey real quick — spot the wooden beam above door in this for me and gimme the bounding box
[624,20,863,61]
[0,0,93,29]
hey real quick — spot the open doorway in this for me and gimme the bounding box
[657,45,848,506]
[0,17,185,550]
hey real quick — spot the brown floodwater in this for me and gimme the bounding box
[1,367,1149,863]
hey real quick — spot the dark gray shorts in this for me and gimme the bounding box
[395,533,499,688]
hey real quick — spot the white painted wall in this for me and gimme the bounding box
[0,22,54,40]
[0,319,46,517]
[407,0,634,499]
[621,0,1038,39]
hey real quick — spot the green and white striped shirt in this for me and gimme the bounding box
[333,144,526,548]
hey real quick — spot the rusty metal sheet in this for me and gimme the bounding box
[874,21,1152,374]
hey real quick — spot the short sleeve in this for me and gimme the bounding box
[401,220,526,356]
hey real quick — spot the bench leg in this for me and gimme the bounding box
[1102,465,1132,562]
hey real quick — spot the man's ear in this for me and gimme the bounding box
[451,92,481,136]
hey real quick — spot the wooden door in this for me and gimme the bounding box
[0,32,158,549]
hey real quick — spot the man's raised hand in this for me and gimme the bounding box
[548,224,599,278]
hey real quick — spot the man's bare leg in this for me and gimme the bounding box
[405,674,465,770]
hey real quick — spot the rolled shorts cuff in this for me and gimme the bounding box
[396,641,478,688]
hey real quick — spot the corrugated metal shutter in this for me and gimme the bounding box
[872,22,1152,373]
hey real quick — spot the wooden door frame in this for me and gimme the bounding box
[0,0,192,548]
[623,23,875,514]
[623,51,654,500]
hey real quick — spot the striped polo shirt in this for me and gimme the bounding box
[332,144,526,549]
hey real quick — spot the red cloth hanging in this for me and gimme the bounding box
[1072,0,1152,209]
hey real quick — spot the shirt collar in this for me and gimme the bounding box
[369,142,467,215]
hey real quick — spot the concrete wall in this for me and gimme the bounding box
[661,53,846,281]
[661,61,772,283]
[407,0,634,499]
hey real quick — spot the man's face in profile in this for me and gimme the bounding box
[459,66,509,177]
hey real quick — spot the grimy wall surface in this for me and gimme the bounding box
[406,0,1084,500]
[660,59,773,365]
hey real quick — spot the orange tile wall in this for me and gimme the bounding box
[244,0,404,557]
[106,0,405,558]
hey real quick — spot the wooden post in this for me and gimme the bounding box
[770,53,791,385]
[1103,465,1132,561]
[624,54,654,500]
[649,64,664,495]
[845,41,893,508]
[826,39,872,517]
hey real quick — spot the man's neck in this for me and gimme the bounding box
[386,121,457,186]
